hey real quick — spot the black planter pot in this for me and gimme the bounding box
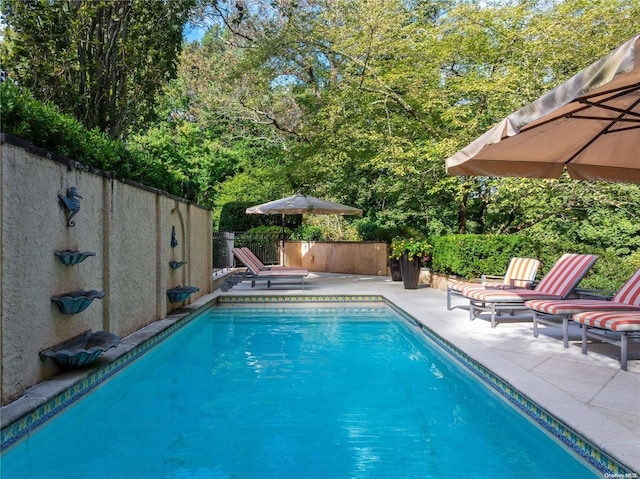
[399,253,421,289]
[389,257,402,281]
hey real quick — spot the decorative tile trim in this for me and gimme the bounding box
[384,300,632,476]
[213,306,389,316]
[2,295,631,476]
[1,305,207,451]
[217,294,384,303]
[3,296,383,448]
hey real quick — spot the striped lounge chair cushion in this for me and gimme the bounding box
[449,257,540,293]
[525,267,640,314]
[611,267,640,306]
[572,311,640,332]
[532,253,598,297]
[524,299,640,315]
[462,253,597,304]
[449,281,509,293]
[241,248,308,274]
[463,288,562,303]
[503,257,541,288]
[233,248,263,273]
[254,269,308,277]
[233,248,308,277]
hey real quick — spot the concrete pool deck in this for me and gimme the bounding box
[219,272,640,474]
[2,271,638,474]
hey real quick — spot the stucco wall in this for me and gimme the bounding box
[284,241,389,276]
[0,135,212,404]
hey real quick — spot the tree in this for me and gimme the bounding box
[183,0,639,253]
[433,0,640,234]
[127,29,292,221]
[8,0,632,251]
[1,0,195,138]
[195,0,453,231]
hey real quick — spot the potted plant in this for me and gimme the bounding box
[390,237,432,289]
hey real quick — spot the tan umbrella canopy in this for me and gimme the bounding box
[246,194,362,216]
[246,194,362,249]
[446,34,640,184]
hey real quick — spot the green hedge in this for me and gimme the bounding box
[0,81,185,198]
[431,234,637,291]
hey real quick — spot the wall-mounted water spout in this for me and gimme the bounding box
[54,250,96,266]
[39,330,120,368]
[169,261,188,269]
[58,187,83,227]
[166,286,199,303]
[51,290,106,315]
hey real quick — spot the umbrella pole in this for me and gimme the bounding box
[281,213,285,265]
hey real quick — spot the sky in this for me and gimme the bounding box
[183,23,207,43]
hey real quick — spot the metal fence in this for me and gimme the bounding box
[213,231,282,271]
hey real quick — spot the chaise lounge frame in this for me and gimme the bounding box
[463,254,598,328]
[221,248,309,292]
[446,257,540,310]
[526,267,640,347]
[572,311,640,371]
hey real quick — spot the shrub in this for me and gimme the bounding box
[290,225,325,241]
[0,81,186,198]
[355,219,403,242]
[431,234,540,278]
[235,229,283,250]
[431,234,634,291]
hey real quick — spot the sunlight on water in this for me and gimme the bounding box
[1,305,599,478]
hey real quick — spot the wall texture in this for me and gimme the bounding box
[284,241,389,276]
[0,135,212,404]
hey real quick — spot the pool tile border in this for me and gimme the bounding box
[217,294,385,303]
[0,304,208,451]
[385,301,631,476]
[0,295,381,451]
[0,293,632,476]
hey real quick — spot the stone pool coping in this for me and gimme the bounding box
[2,281,638,475]
[0,293,384,446]
[0,293,211,438]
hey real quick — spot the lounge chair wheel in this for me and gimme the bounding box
[221,283,230,292]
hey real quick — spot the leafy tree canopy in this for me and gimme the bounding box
[1,0,639,259]
[1,0,195,138]
[176,0,639,257]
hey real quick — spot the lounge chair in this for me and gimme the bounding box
[572,311,640,371]
[220,248,309,292]
[462,253,598,328]
[240,247,308,273]
[447,257,540,310]
[525,267,640,347]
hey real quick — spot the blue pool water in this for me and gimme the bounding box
[2,304,599,478]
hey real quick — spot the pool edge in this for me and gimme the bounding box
[384,299,634,476]
[1,294,634,476]
[0,298,217,451]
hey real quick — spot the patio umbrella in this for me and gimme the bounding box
[246,194,363,216]
[446,34,640,184]
[246,194,362,250]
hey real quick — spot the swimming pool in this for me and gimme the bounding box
[1,300,603,477]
